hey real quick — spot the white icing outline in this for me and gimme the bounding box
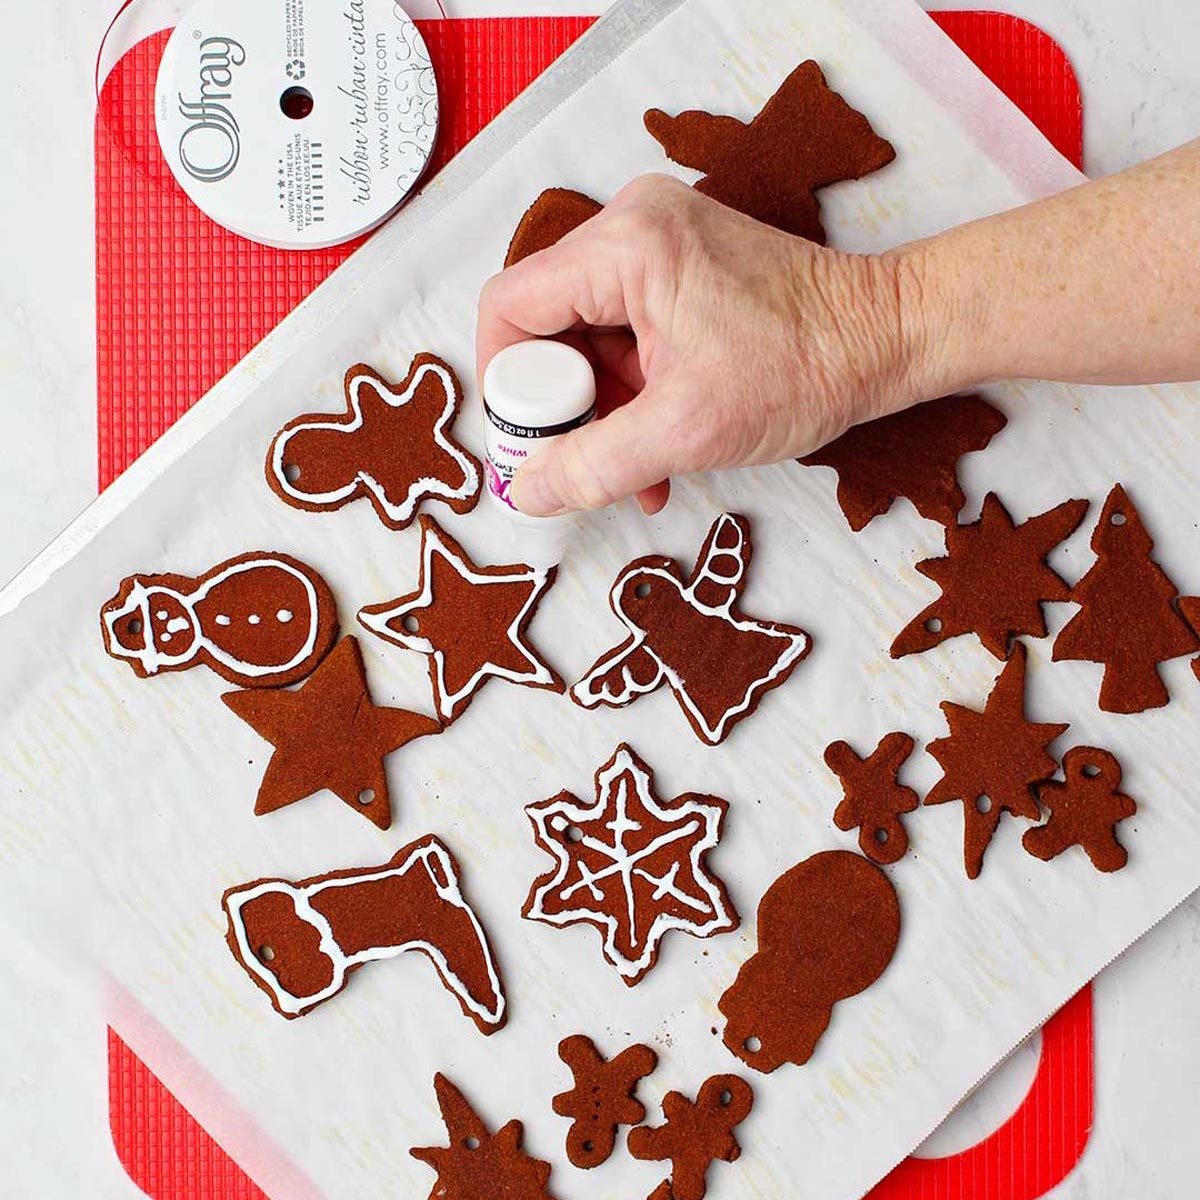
[524,746,735,982]
[102,557,323,680]
[224,835,506,1027]
[570,514,810,744]
[269,359,480,525]
[357,521,557,721]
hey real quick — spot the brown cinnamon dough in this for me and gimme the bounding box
[718,850,900,1072]
[644,60,895,243]
[892,493,1089,660]
[1054,484,1199,713]
[800,393,1006,531]
[505,188,603,266]
[825,733,920,864]
[552,1034,658,1168]
[925,643,1068,879]
[627,1074,754,1200]
[1025,747,1137,872]
[411,1074,559,1200]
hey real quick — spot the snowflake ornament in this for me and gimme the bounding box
[522,745,738,985]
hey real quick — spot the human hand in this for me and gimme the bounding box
[475,174,935,516]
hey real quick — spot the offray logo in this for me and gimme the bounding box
[177,36,246,183]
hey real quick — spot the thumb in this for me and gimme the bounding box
[511,390,688,516]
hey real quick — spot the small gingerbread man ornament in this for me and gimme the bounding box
[824,733,920,864]
[1024,747,1137,872]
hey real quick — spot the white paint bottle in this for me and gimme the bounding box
[482,340,596,565]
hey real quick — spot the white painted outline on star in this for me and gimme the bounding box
[357,517,560,721]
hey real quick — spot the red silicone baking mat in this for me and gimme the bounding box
[95,12,1087,1199]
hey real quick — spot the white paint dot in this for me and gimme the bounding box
[156,610,168,620]
[248,614,261,626]
[215,614,232,627]
[276,609,293,623]
[550,815,569,832]
[161,632,172,643]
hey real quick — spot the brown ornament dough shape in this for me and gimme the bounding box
[627,1074,754,1200]
[1054,484,1199,713]
[718,850,900,1073]
[358,515,564,722]
[892,493,1089,660]
[925,642,1067,879]
[505,188,604,266]
[800,394,1007,532]
[222,834,506,1031]
[1025,746,1137,872]
[552,1034,659,1168]
[571,513,812,745]
[101,550,338,688]
[523,744,738,985]
[644,59,895,243]
[221,636,441,830]
[411,1074,559,1200]
[266,354,481,531]
[825,733,920,864]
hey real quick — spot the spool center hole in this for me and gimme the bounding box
[280,86,314,120]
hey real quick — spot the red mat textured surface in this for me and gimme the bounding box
[95,13,1087,1200]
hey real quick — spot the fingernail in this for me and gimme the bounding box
[512,468,569,517]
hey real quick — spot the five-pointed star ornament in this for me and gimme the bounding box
[221,636,441,830]
[523,745,738,985]
[358,516,564,722]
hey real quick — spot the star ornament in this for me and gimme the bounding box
[358,516,564,722]
[892,493,1089,660]
[221,637,440,830]
[523,745,738,986]
[925,642,1068,879]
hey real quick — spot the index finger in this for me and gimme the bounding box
[474,224,633,389]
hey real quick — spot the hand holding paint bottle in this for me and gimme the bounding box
[482,340,596,565]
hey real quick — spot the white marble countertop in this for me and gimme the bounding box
[1,0,1197,1194]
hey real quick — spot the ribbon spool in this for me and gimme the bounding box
[149,0,439,248]
[94,0,441,248]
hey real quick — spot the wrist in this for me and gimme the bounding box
[884,234,991,402]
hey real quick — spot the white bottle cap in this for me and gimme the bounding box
[481,341,596,566]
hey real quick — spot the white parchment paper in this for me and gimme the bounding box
[2,0,1196,1196]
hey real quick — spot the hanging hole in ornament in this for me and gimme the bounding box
[925,617,943,634]
[718,1089,733,1107]
[283,462,301,483]
[635,582,652,599]
[463,1136,480,1151]
[257,945,276,963]
[565,825,584,843]
[743,1036,762,1054]
[127,618,143,636]
[1082,763,1101,778]
[402,615,420,634]
[358,789,375,805]
[1111,511,1127,526]
[280,86,314,120]
[582,1140,594,1154]
[874,828,889,845]
[975,794,993,814]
